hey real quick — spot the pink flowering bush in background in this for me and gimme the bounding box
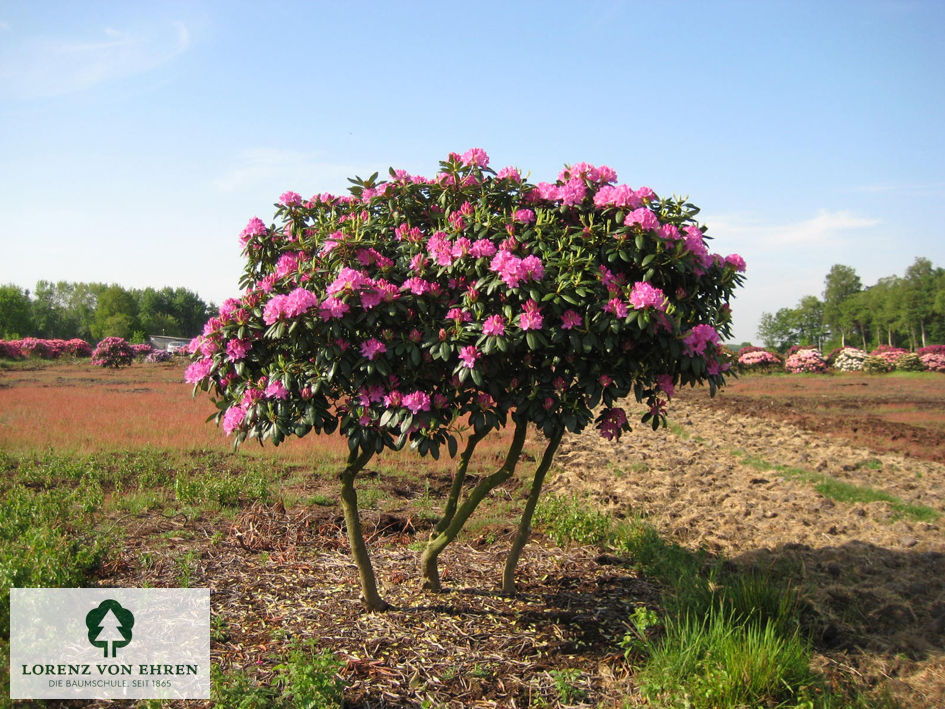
[737,346,781,372]
[870,345,909,365]
[188,149,744,607]
[91,337,134,368]
[0,338,93,360]
[920,353,945,372]
[784,348,827,374]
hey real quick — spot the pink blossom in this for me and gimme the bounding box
[264,380,289,400]
[656,374,675,398]
[470,239,497,258]
[599,374,613,387]
[592,184,645,209]
[403,390,432,414]
[483,314,506,336]
[239,217,267,247]
[458,345,481,369]
[452,237,472,258]
[520,254,544,281]
[597,407,628,441]
[185,358,213,384]
[519,300,543,331]
[659,223,681,241]
[360,338,386,360]
[327,267,369,295]
[383,390,403,408]
[402,277,433,295]
[225,339,252,362]
[561,310,583,329]
[318,297,350,320]
[496,166,521,182]
[409,329,422,343]
[514,208,536,223]
[360,289,383,309]
[625,207,660,231]
[279,191,302,206]
[433,393,449,408]
[604,298,629,318]
[222,406,246,435]
[628,282,668,311]
[427,231,455,266]
[461,148,489,168]
[560,178,587,206]
[683,324,720,357]
[725,253,747,272]
[446,308,473,323]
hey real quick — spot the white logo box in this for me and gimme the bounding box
[10,588,209,699]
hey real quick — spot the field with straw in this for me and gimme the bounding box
[2,360,944,707]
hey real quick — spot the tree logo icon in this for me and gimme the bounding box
[85,599,135,658]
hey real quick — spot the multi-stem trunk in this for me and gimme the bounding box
[501,428,563,595]
[419,416,528,591]
[338,447,389,612]
[434,429,487,537]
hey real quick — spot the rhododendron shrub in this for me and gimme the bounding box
[832,347,867,372]
[784,348,827,374]
[188,150,743,607]
[870,345,909,366]
[895,352,925,372]
[920,353,945,372]
[737,347,781,372]
[91,337,134,368]
[862,355,895,374]
[0,340,24,359]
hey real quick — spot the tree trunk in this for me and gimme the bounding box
[338,448,389,612]
[501,429,563,595]
[420,416,528,591]
[434,430,486,536]
[921,321,927,349]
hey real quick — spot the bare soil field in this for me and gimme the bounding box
[550,374,945,707]
[3,364,944,706]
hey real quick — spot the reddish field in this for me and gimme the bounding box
[704,372,945,463]
[0,360,518,473]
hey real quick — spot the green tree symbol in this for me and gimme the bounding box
[86,599,134,658]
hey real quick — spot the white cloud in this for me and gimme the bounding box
[711,209,880,249]
[212,149,367,197]
[0,21,190,99]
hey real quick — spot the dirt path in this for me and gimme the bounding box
[548,388,945,707]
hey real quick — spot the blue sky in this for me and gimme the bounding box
[1,0,943,343]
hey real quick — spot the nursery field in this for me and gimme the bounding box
[2,361,944,707]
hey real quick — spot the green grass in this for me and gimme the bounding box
[732,450,939,522]
[536,493,893,709]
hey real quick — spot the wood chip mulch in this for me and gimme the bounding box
[95,502,662,708]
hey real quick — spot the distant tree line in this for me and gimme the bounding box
[758,257,944,351]
[0,281,216,342]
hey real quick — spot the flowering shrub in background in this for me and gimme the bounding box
[895,353,925,372]
[870,345,909,365]
[188,149,744,606]
[784,348,827,374]
[91,337,134,368]
[920,353,945,372]
[737,347,781,372]
[131,343,154,359]
[0,340,24,359]
[832,347,867,372]
[0,338,93,360]
[862,355,895,374]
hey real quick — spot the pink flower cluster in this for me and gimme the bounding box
[628,282,667,311]
[489,251,544,289]
[683,325,720,357]
[920,353,945,372]
[597,407,628,441]
[262,287,319,325]
[784,348,827,374]
[738,350,781,368]
[0,338,93,360]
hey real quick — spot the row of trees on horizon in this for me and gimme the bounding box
[0,281,216,343]
[758,257,944,352]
